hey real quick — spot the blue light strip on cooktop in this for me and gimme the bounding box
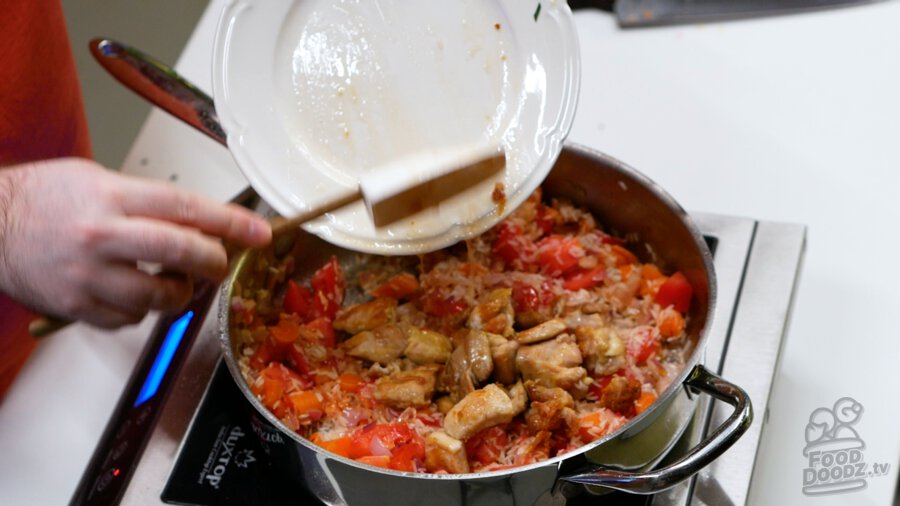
[134,311,194,407]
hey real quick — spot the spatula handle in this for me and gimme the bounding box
[268,187,362,236]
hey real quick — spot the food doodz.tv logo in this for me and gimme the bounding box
[802,397,891,496]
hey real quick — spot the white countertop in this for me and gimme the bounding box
[2,1,898,505]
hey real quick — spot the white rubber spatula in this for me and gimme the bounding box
[269,142,506,234]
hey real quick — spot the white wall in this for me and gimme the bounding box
[61,0,210,169]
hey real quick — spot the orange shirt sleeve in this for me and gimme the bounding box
[0,0,93,398]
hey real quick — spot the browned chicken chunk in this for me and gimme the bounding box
[342,324,407,365]
[373,367,438,408]
[443,383,525,440]
[468,288,515,337]
[404,327,453,364]
[574,325,625,376]
[424,431,470,474]
[524,383,575,432]
[437,330,495,400]
[466,330,494,383]
[599,375,642,414]
[516,318,567,344]
[516,334,590,396]
[487,334,519,385]
[333,298,397,334]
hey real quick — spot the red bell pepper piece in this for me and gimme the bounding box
[654,271,693,313]
[284,279,313,319]
[311,256,345,320]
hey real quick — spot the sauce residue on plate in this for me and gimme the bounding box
[273,0,522,239]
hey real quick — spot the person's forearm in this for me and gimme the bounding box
[0,167,23,293]
[0,158,270,327]
[0,169,14,292]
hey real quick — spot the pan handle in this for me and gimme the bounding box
[559,364,752,494]
[89,38,227,146]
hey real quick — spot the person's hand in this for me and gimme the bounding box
[0,157,272,328]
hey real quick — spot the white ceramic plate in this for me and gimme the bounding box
[213,0,580,254]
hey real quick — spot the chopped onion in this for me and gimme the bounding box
[369,436,391,457]
[342,407,367,426]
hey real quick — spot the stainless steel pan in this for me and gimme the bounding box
[219,145,752,505]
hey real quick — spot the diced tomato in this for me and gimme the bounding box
[370,272,419,299]
[356,455,392,469]
[286,343,313,378]
[390,439,426,472]
[609,244,638,266]
[536,235,583,276]
[640,264,663,282]
[492,223,535,267]
[283,279,313,319]
[252,362,303,408]
[628,327,660,365]
[319,436,354,458]
[270,313,301,344]
[658,307,686,338]
[248,338,288,370]
[311,256,345,320]
[639,264,666,297]
[465,426,509,466]
[654,271,693,313]
[587,374,615,401]
[286,390,322,416]
[563,265,606,291]
[512,285,539,312]
[299,316,337,348]
[511,279,555,314]
[253,376,285,409]
[349,423,418,459]
[634,391,657,415]
[339,373,365,393]
[577,411,604,442]
[535,204,559,236]
[422,292,468,316]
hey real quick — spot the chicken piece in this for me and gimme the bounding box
[437,346,477,401]
[333,298,397,334]
[435,395,455,414]
[516,318,567,344]
[508,381,527,414]
[342,324,407,365]
[443,383,524,440]
[487,334,519,385]
[425,431,470,474]
[574,325,625,376]
[466,330,494,383]
[395,301,427,328]
[524,383,575,432]
[579,301,609,315]
[468,288,515,337]
[373,367,438,408]
[437,330,495,400]
[404,327,453,365]
[599,376,642,414]
[516,334,591,396]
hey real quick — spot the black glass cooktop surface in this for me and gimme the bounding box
[161,361,651,506]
